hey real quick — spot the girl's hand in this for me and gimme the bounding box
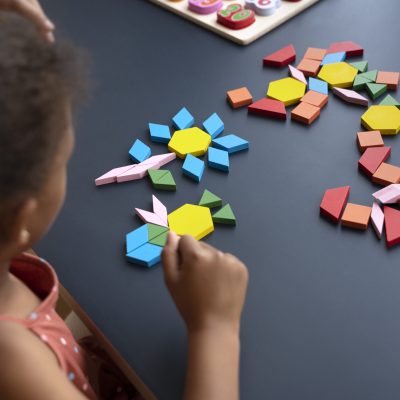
[163,232,248,335]
[0,0,55,42]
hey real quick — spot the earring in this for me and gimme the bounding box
[20,229,30,244]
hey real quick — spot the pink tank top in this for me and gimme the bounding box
[0,253,97,399]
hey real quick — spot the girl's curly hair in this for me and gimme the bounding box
[0,14,88,237]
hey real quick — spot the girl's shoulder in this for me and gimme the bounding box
[0,320,87,399]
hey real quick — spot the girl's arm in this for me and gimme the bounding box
[162,233,248,400]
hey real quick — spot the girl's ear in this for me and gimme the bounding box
[10,198,38,251]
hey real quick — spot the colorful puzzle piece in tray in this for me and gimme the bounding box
[341,203,371,230]
[267,77,306,106]
[212,204,236,225]
[245,0,280,16]
[168,127,211,158]
[212,134,249,154]
[149,123,171,143]
[332,87,368,106]
[320,186,350,223]
[373,184,400,204]
[384,206,400,247]
[263,44,296,67]
[227,87,253,108]
[129,139,151,163]
[371,202,384,239]
[172,107,194,130]
[208,147,229,172]
[356,130,384,152]
[361,105,400,135]
[188,0,223,14]
[203,112,224,139]
[217,3,255,30]
[148,169,177,190]
[199,189,223,208]
[182,154,205,182]
[358,146,391,177]
[168,204,214,240]
[248,98,286,119]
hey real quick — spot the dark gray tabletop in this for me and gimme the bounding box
[36,0,400,399]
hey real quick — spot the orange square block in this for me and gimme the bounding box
[376,71,399,90]
[227,87,253,109]
[356,130,384,152]
[296,58,321,77]
[291,102,320,125]
[372,163,400,185]
[301,90,328,108]
[341,203,372,230]
[303,47,327,61]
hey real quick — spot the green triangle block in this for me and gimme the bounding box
[212,204,236,225]
[366,82,387,100]
[358,69,377,82]
[199,189,223,208]
[353,75,371,91]
[155,171,176,190]
[350,61,368,73]
[148,169,169,184]
[380,94,400,107]
[148,224,169,241]
[149,230,168,247]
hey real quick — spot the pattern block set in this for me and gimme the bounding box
[95,108,246,267]
[224,40,400,247]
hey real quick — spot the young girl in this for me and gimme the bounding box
[0,10,248,400]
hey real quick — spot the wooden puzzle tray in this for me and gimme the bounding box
[149,0,320,45]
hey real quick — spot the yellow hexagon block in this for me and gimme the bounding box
[168,127,211,159]
[361,105,400,135]
[317,62,358,88]
[168,204,214,240]
[266,77,306,106]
